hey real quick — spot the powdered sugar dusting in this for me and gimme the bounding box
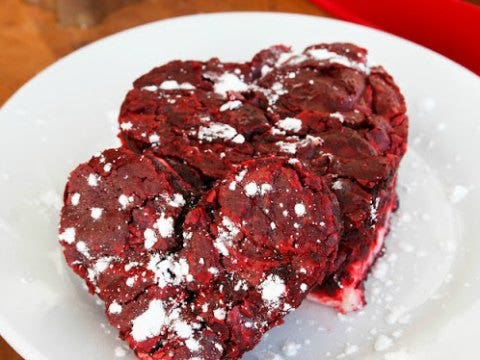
[114,346,126,358]
[71,193,81,206]
[185,338,202,352]
[260,183,273,195]
[276,141,297,154]
[131,299,166,341]
[374,334,394,352]
[235,169,248,183]
[282,341,301,357]
[214,216,240,256]
[118,194,134,209]
[294,203,306,217]
[330,112,345,122]
[277,117,302,132]
[144,228,158,249]
[141,85,158,92]
[450,185,469,203]
[76,241,91,258]
[108,300,123,314]
[244,182,259,197]
[154,213,174,238]
[90,207,103,220]
[213,307,227,320]
[120,121,133,130]
[198,122,243,144]
[219,100,242,112]
[148,254,190,288]
[59,227,76,244]
[167,193,186,208]
[159,80,195,90]
[94,256,113,274]
[126,276,136,287]
[213,72,249,97]
[149,133,160,145]
[259,274,286,308]
[306,48,369,73]
[87,173,99,187]
[332,180,343,190]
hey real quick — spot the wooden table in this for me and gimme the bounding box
[0,0,328,358]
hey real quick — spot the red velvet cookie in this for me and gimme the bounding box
[118,43,408,312]
[249,44,407,311]
[59,149,341,359]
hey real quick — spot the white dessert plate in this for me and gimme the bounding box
[0,12,479,360]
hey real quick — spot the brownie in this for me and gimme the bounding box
[59,149,341,359]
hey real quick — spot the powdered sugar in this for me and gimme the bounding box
[154,212,174,238]
[159,80,195,90]
[149,133,160,145]
[260,183,273,195]
[141,85,158,92]
[214,216,240,256]
[331,180,343,190]
[39,190,63,211]
[198,122,244,144]
[244,182,259,197]
[185,338,202,352]
[108,301,123,314]
[114,347,126,358]
[87,173,99,187]
[93,256,114,274]
[235,169,248,182]
[87,256,114,282]
[144,228,158,249]
[277,117,302,132]
[131,299,166,341]
[167,193,186,208]
[71,192,81,206]
[306,48,369,73]
[374,334,394,352]
[76,241,91,258]
[126,276,136,287]
[118,194,134,209]
[213,308,227,320]
[172,319,194,338]
[213,72,249,97]
[276,141,297,154]
[282,341,301,357]
[450,185,469,203]
[148,254,190,288]
[103,163,112,172]
[219,100,242,112]
[330,112,345,122]
[259,274,286,308]
[294,203,306,217]
[90,207,103,220]
[59,227,76,244]
[231,133,246,144]
[120,121,133,130]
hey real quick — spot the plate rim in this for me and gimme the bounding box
[1,11,478,114]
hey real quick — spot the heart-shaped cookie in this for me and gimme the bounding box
[59,148,341,359]
[118,42,408,312]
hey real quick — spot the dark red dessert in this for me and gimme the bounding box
[59,149,341,359]
[118,43,408,312]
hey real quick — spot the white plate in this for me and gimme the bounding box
[0,12,479,360]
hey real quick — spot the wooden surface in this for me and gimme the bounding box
[0,1,327,357]
[0,0,327,106]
